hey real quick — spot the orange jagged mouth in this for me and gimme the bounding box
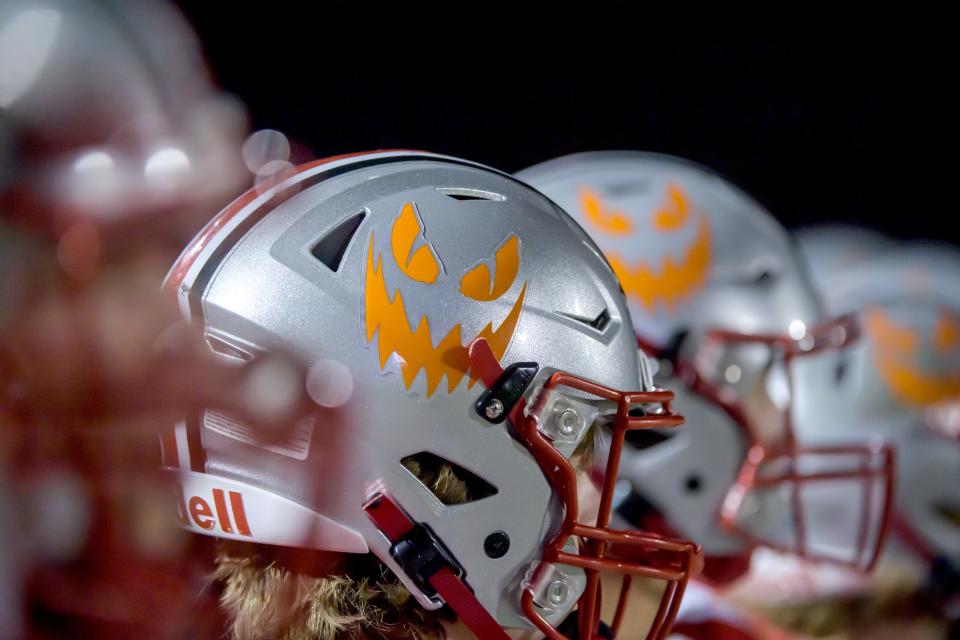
[364,234,527,397]
[606,215,711,313]
[865,308,960,406]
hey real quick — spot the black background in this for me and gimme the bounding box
[175,3,955,242]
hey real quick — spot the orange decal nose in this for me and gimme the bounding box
[865,309,918,356]
[391,202,440,283]
[579,188,634,235]
[460,235,520,301]
[867,307,960,406]
[935,310,960,354]
[653,183,691,231]
[366,204,527,397]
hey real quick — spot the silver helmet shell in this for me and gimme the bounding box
[0,0,246,225]
[794,224,896,294]
[518,152,822,347]
[518,152,892,575]
[794,240,960,563]
[162,150,699,633]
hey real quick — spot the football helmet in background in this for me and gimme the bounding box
[518,152,893,583]
[0,0,246,235]
[163,150,702,639]
[0,3,257,636]
[793,239,960,569]
[794,224,895,294]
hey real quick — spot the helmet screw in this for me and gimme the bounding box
[557,409,580,436]
[484,531,510,558]
[484,399,504,420]
[548,579,569,605]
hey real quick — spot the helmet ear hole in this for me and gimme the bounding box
[483,531,510,558]
[684,473,703,494]
[401,452,499,505]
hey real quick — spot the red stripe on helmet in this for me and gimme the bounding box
[163,150,411,297]
[159,426,179,468]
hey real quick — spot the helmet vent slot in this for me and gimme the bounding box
[436,187,505,202]
[604,179,651,197]
[556,308,611,332]
[401,451,498,505]
[205,334,253,361]
[310,210,367,272]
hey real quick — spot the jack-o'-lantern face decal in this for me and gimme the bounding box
[864,307,960,407]
[364,201,527,397]
[578,182,711,314]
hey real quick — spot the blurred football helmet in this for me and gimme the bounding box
[518,152,894,582]
[0,0,246,233]
[162,150,703,639]
[794,224,895,293]
[793,240,960,568]
[803,239,960,317]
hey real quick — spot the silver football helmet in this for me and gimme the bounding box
[0,0,246,229]
[795,224,896,293]
[794,238,960,567]
[162,150,703,639]
[518,152,893,583]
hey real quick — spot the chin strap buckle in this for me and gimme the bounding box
[363,491,510,640]
[389,521,464,600]
[474,361,539,424]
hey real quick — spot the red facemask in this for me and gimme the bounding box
[469,338,703,640]
[660,313,894,571]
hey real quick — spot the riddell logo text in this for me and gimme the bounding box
[176,484,252,536]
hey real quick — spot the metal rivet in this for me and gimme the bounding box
[484,399,504,420]
[484,531,510,558]
[548,579,569,605]
[557,409,580,436]
[724,364,742,384]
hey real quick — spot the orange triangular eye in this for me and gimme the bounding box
[935,309,960,354]
[391,203,440,284]
[653,183,691,231]
[460,235,520,301]
[579,188,634,235]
